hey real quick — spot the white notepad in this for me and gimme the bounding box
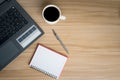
[29,44,68,79]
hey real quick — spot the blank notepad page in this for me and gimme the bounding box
[29,44,68,79]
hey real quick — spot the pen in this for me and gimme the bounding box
[52,29,69,54]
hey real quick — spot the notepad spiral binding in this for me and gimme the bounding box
[30,65,57,79]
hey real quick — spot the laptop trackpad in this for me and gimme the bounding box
[0,42,19,69]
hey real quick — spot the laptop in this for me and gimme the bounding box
[0,0,44,70]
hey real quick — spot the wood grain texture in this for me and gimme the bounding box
[0,0,120,80]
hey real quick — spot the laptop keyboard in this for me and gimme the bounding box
[0,6,28,45]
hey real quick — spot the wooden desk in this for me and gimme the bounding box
[0,0,120,80]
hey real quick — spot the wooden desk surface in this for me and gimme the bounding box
[0,0,120,80]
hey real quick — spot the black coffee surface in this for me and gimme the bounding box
[44,7,60,22]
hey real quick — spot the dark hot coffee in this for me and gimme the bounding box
[43,7,60,22]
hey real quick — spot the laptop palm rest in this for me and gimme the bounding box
[0,41,19,70]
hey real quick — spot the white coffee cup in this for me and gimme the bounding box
[42,5,66,25]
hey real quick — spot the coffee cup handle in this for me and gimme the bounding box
[60,15,66,20]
